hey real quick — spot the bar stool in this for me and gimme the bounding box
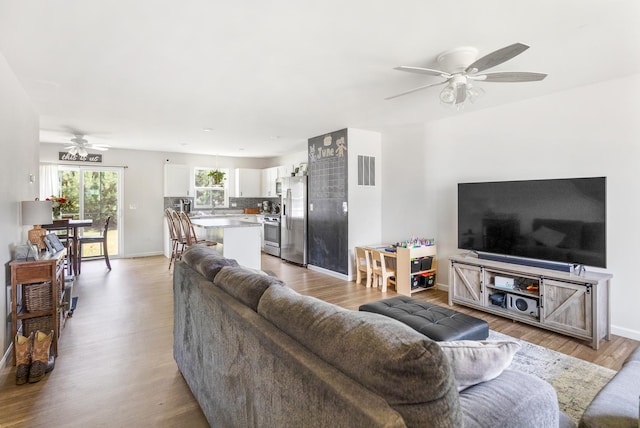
[179,211,216,247]
[165,208,182,270]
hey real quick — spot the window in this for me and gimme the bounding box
[194,167,229,208]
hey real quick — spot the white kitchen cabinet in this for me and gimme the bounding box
[164,164,191,197]
[234,168,262,197]
[277,165,289,178]
[261,167,279,197]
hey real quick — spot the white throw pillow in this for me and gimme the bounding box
[437,340,520,392]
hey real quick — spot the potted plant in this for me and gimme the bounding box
[208,169,226,186]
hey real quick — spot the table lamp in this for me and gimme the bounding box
[21,200,52,250]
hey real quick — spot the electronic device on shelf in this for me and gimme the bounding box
[494,276,514,289]
[506,294,539,318]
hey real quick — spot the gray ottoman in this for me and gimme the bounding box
[359,296,489,341]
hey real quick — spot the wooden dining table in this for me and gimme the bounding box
[43,219,93,275]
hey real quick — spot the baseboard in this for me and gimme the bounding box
[611,325,640,342]
[121,251,164,258]
[0,343,13,383]
[307,264,350,281]
[436,282,449,293]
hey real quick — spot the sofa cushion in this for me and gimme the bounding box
[181,244,239,281]
[579,359,640,428]
[437,340,520,391]
[214,266,285,311]
[258,285,462,427]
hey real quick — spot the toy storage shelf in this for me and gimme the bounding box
[396,245,437,296]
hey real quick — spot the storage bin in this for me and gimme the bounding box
[23,315,53,337]
[24,282,53,312]
[410,259,421,273]
[411,276,420,288]
[420,257,433,271]
[418,273,436,288]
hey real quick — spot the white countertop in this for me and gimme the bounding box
[190,217,261,228]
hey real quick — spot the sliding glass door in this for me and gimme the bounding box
[58,166,123,257]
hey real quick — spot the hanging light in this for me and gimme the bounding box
[439,75,484,109]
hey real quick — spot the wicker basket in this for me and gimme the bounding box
[23,315,53,337]
[24,282,53,312]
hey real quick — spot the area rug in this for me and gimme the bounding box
[488,330,616,425]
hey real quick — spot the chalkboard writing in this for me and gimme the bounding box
[308,129,349,274]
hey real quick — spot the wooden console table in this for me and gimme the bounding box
[10,250,66,363]
[449,254,612,349]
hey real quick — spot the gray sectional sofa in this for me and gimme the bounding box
[173,245,574,427]
[580,346,640,427]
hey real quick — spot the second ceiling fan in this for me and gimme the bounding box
[65,134,109,157]
[386,42,547,107]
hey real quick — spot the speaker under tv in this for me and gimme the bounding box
[458,177,606,271]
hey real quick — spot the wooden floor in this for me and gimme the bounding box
[1,254,637,427]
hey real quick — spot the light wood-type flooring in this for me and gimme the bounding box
[0,254,637,427]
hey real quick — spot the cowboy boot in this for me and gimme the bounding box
[28,330,54,383]
[15,332,33,385]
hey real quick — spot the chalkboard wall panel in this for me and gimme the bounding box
[308,129,349,274]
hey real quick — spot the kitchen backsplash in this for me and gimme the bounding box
[228,197,279,210]
[164,196,279,213]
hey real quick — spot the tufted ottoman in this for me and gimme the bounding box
[359,296,489,341]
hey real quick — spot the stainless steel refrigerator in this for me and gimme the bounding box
[280,176,307,265]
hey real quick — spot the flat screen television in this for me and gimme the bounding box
[458,177,606,269]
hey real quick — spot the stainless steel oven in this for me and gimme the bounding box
[263,215,281,257]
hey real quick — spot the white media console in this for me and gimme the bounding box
[448,254,612,350]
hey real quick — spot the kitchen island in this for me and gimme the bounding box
[190,217,262,270]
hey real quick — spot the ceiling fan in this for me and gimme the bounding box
[65,134,109,157]
[386,43,547,107]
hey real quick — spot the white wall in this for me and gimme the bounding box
[348,128,382,277]
[381,74,640,340]
[0,53,40,360]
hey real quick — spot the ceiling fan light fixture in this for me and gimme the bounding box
[78,147,88,157]
[439,84,457,104]
[466,84,485,104]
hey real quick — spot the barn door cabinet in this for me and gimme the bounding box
[448,255,611,349]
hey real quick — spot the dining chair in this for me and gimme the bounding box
[51,219,75,275]
[77,216,111,273]
[372,250,396,293]
[354,247,373,287]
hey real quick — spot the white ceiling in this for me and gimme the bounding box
[1,0,639,158]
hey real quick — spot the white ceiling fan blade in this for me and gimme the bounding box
[473,72,548,82]
[385,80,448,100]
[394,66,452,79]
[465,43,529,73]
[88,145,109,151]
